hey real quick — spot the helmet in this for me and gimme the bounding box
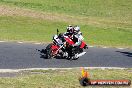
[73,26,80,34]
[66,25,73,34]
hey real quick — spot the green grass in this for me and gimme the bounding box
[0,0,132,47]
[0,16,68,42]
[0,69,131,88]
[0,16,131,47]
[0,0,132,20]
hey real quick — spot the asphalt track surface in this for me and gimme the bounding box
[0,42,132,69]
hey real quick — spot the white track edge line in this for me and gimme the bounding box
[118,48,124,50]
[0,41,129,50]
[34,43,41,44]
[18,42,23,43]
[0,41,5,42]
[0,67,128,73]
[89,46,94,47]
[102,47,108,48]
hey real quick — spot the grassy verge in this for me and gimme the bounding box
[0,16,132,47]
[0,0,132,20]
[0,0,132,47]
[0,69,131,88]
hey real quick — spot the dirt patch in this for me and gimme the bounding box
[0,5,86,24]
[0,5,131,27]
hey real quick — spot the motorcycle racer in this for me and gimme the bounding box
[63,25,84,48]
[72,26,84,47]
[44,26,87,59]
[63,25,74,38]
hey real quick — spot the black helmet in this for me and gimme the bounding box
[66,25,74,34]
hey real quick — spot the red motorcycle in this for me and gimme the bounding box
[45,30,88,60]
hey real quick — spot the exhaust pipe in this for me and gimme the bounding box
[76,52,86,58]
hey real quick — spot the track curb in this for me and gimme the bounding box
[0,41,131,50]
[0,67,128,73]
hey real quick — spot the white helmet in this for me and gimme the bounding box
[74,26,80,34]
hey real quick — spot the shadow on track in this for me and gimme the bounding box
[37,49,48,59]
[116,51,132,57]
[36,49,67,60]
